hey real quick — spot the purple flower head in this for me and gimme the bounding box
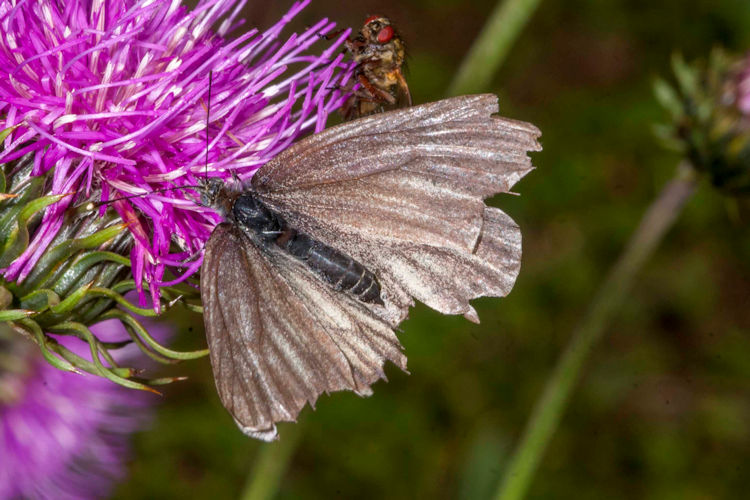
[0,319,167,500]
[0,0,354,308]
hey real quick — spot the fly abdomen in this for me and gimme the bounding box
[277,229,382,304]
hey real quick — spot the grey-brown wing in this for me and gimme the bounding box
[251,94,541,324]
[252,94,521,193]
[200,223,406,440]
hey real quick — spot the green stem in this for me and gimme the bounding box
[495,163,699,500]
[240,425,302,500]
[446,0,543,96]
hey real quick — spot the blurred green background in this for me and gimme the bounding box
[114,1,750,498]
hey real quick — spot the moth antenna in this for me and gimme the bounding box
[83,185,203,210]
[205,70,213,184]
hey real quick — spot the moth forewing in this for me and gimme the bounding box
[199,95,540,439]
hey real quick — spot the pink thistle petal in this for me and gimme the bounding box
[1,0,355,306]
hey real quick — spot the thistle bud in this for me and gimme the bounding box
[654,50,750,195]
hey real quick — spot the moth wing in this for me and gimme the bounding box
[253,94,522,192]
[252,94,541,324]
[200,223,406,440]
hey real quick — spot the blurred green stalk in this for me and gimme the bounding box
[446,0,542,96]
[495,163,699,500]
[240,426,302,500]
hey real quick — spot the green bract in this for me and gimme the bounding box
[0,148,206,391]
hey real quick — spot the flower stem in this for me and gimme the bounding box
[240,425,302,500]
[495,163,699,500]
[446,0,543,96]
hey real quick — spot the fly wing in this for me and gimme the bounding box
[394,68,412,107]
[200,223,406,440]
[251,94,541,324]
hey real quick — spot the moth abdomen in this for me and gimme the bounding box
[227,190,382,304]
[282,231,383,305]
[347,266,382,304]
[281,230,313,259]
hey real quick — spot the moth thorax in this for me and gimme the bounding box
[232,192,281,235]
[197,179,237,219]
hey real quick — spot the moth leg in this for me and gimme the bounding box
[230,170,241,184]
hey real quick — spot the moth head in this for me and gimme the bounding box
[199,178,224,208]
[198,177,239,220]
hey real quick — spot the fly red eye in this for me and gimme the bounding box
[364,15,380,25]
[377,25,394,43]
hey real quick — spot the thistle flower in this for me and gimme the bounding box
[0,0,354,384]
[654,51,750,195]
[0,319,164,500]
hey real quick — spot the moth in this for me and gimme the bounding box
[199,94,541,440]
[340,15,411,120]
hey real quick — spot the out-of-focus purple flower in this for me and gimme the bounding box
[736,53,750,115]
[0,0,353,308]
[0,319,166,500]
